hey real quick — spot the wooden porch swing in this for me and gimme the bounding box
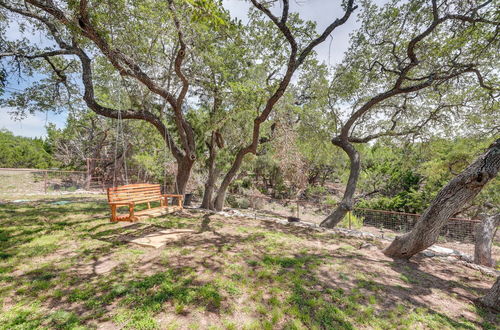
[107,183,183,222]
[105,102,183,223]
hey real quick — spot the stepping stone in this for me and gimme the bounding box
[129,229,195,248]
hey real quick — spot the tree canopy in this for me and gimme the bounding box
[0,0,498,215]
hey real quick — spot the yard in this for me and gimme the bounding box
[0,196,498,329]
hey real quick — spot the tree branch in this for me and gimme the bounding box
[1,2,185,160]
[297,0,357,67]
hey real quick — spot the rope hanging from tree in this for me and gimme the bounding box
[112,84,129,187]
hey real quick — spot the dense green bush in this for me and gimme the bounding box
[0,129,57,169]
[356,137,497,216]
[358,192,431,214]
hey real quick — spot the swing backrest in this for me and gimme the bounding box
[107,183,162,204]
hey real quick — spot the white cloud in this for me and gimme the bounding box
[0,107,67,138]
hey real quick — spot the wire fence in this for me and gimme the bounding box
[0,167,177,196]
[352,208,481,243]
[0,168,91,195]
[225,193,499,258]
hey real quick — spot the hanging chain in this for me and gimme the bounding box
[112,109,120,188]
[112,81,130,187]
[162,105,179,194]
[119,109,129,185]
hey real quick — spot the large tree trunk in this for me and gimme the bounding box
[213,148,247,211]
[175,156,194,195]
[201,171,217,210]
[479,277,500,311]
[201,133,219,210]
[320,138,361,228]
[384,139,500,259]
[474,213,499,267]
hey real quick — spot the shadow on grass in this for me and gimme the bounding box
[91,223,168,246]
[316,252,497,329]
[2,201,498,329]
[0,201,109,263]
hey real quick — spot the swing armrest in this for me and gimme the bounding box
[162,194,183,207]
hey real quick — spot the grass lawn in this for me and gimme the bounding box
[0,196,498,329]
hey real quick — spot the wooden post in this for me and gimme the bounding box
[129,202,136,222]
[348,211,352,230]
[110,204,117,222]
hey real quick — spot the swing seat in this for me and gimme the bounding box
[107,183,183,222]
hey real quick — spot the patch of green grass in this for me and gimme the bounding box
[117,268,223,314]
[0,303,45,329]
[68,285,95,302]
[338,244,356,251]
[289,285,354,329]
[357,278,382,292]
[214,277,240,296]
[114,309,159,330]
[402,307,476,329]
[339,272,349,281]
[47,310,83,329]
[223,319,238,330]
[399,273,418,284]
[0,303,86,330]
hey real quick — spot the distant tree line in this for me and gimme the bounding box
[0,129,57,169]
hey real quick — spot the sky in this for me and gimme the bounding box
[222,0,359,65]
[2,0,361,138]
[0,107,66,137]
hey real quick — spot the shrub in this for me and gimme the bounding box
[305,185,327,197]
[338,212,364,230]
[227,196,250,209]
[324,196,338,207]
